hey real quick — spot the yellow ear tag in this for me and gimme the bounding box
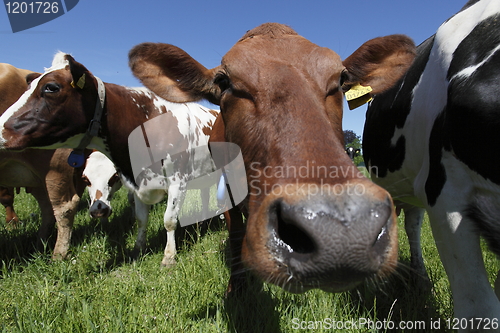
[71,73,86,89]
[345,83,373,110]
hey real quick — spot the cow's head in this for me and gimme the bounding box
[82,151,122,219]
[128,23,415,292]
[346,147,361,160]
[0,52,103,151]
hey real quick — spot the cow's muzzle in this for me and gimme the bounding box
[243,181,397,293]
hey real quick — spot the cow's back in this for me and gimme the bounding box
[0,63,32,110]
[364,0,500,323]
[364,1,500,207]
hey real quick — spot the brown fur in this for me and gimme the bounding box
[128,23,416,294]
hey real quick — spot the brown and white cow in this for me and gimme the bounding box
[126,23,416,293]
[0,53,218,267]
[82,151,122,219]
[0,63,86,258]
[82,149,216,265]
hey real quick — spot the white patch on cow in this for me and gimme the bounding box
[436,1,500,68]
[452,43,500,80]
[45,51,70,72]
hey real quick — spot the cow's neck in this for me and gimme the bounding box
[96,83,165,186]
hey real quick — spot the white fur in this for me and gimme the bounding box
[83,151,122,218]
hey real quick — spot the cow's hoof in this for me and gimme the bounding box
[161,257,176,268]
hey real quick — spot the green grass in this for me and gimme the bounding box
[0,188,498,332]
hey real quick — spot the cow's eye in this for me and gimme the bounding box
[108,173,120,187]
[214,73,231,92]
[82,175,91,186]
[43,82,60,93]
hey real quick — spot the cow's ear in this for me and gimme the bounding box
[65,54,90,90]
[129,43,222,105]
[342,35,416,95]
[26,72,41,85]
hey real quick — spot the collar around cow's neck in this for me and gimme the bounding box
[67,76,106,168]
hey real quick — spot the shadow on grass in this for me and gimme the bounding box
[0,207,61,269]
[0,189,225,277]
[224,277,282,333]
[189,272,282,333]
[348,259,446,332]
[209,212,445,333]
[71,198,226,271]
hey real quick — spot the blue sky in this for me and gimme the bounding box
[1,0,464,138]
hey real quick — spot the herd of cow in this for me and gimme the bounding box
[1,0,499,329]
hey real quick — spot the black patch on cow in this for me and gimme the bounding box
[445,14,500,185]
[363,35,435,178]
[425,111,447,206]
[459,0,482,12]
[465,194,500,257]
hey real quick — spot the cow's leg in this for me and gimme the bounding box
[0,187,20,226]
[133,192,151,255]
[428,207,500,326]
[403,206,430,289]
[44,176,81,260]
[50,192,80,260]
[161,182,185,267]
[30,187,57,248]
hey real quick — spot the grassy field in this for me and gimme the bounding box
[0,187,499,332]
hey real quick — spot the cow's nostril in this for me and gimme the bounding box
[371,206,391,257]
[274,202,316,254]
[373,220,390,256]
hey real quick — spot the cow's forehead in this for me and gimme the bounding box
[84,152,116,177]
[30,52,71,88]
[25,52,70,91]
[222,34,343,87]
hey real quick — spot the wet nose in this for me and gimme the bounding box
[266,185,395,290]
[90,200,112,218]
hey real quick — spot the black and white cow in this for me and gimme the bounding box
[364,0,500,325]
[345,146,360,160]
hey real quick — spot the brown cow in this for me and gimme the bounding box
[127,23,416,293]
[0,63,34,225]
[0,63,86,258]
